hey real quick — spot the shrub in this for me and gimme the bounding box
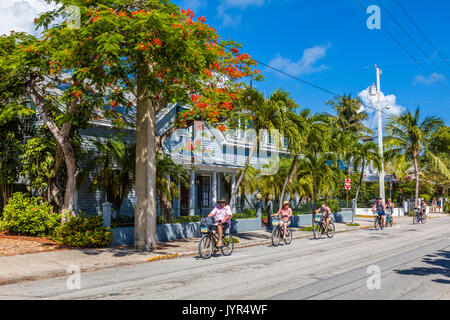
[1,192,61,237]
[52,214,113,248]
[325,199,340,213]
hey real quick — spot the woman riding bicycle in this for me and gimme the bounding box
[272,201,292,241]
[386,199,394,226]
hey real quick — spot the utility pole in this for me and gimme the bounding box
[375,65,386,201]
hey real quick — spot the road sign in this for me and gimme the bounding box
[345,179,351,190]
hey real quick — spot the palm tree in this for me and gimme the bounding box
[279,108,309,206]
[155,152,189,223]
[229,88,286,209]
[326,94,372,138]
[257,158,291,203]
[385,107,444,204]
[78,137,135,216]
[297,151,336,224]
[351,141,381,221]
[225,165,259,208]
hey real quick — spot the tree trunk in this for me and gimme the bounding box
[354,160,365,224]
[279,155,298,208]
[413,153,420,205]
[312,180,317,225]
[355,160,365,205]
[158,190,173,224]
[26,84,77,222]
[134,66,157,251]
[230,138,258,209]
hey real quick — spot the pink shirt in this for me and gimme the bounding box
[210,205,233,225]
[277,207,292,221]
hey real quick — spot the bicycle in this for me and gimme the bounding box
[413,208,427,225]
[313,214,335,240]
[385,210,393,227]
[198,217,234,259]
[374,213,384,230]
[271,217,292,246]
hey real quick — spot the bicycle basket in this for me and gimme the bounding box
[315,215,322,223]
[272,217,279,226]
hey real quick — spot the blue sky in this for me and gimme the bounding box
[174,0,450,126]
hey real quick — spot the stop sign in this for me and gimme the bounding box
[345,179,351,190]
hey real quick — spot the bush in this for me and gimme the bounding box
[325,199,340,213]
[52,214,113,248]
[1,192,61,237]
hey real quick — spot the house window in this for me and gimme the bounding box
[245,147,249,157]
[197,176,211,208]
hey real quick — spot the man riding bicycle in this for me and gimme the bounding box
[316,204,332,233]
[414,200,427,220]
[208,197,232,248]
[272,201,292,241]
[372,197,386,226]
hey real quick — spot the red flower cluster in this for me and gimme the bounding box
[198,16,206,23]
[223,102,232,110]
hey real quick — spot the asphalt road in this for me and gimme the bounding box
[0,216,449,300]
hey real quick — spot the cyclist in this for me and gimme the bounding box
[272,201,292,241]
[315,203,332,233]
[372,197,386,227]
[386,198,394,226]
[207,197,232,248]
[414,200,427,220]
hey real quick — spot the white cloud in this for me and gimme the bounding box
[221,0,266,9]
[216,0,266,28]
[268,43,332,76]
[0,0,57,37]
[358,88,406,124]
[412,73,446,86]
[179,0,206,12]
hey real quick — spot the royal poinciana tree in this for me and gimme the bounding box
[6,0,259,250]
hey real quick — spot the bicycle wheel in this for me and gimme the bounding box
[221,234,234,256]
[374,217,380,230]
[421,214,427,224]
[326,222,335,238]
[313,223,322,239]
[413,216,417,224]
[198,235,213,259]
[284,227,293,244]
[272,227,281,247]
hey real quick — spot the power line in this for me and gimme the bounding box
[254,59,340,97]
[376,0,450,82]
[354,0,450,93]
[393,0,450,70]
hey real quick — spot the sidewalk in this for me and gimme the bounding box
[0,215,446,286]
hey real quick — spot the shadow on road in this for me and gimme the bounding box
[394,250,450,284]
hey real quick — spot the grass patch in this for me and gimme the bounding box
[346,223,360,227]
[299,226,314,231]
